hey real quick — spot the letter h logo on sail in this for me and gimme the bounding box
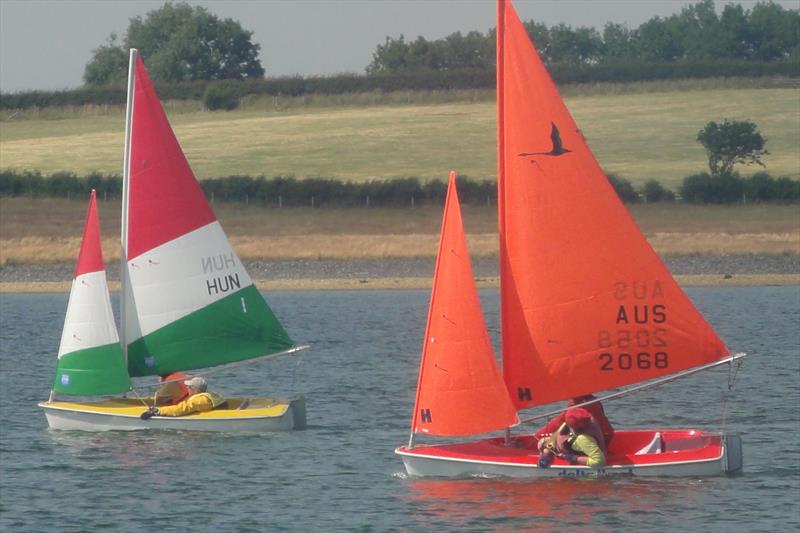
[518,387,532,402]
[420,408,432,423]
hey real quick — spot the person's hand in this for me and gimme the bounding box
[537,434,554,452]
[140,407,158,420]
[564,452,578,465]
[538,449,554,468]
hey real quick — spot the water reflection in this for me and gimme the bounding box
[47,430,222,471]
[405,476,701,525]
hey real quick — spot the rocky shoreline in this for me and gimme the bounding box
[1,254,797,286]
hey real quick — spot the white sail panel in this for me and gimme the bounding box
[123,220,254,343]
[58,270,120,358]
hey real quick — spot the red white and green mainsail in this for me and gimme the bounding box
[121,51,294,378]
[54,190,131,395]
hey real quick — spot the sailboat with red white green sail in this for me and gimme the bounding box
[39,50,307,432]
[395,0,744,477]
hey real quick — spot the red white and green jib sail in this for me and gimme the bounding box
[122,53,294,378]
[54,191,131,395]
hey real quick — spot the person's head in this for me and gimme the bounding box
[565,407,592,432]
[183,376,208,393]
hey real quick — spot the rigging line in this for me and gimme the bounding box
[728,356,744,391]
[128,345,310,391]
[290,350,304,391]
[517,352,747,425]
[720,356,745,433]
[128,386,151,409]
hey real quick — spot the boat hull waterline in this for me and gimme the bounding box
[39,395,306,432]
[396,430,743,478]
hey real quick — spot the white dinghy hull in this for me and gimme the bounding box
[39,395,306,433]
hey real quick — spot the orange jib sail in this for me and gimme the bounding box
[497,0,729,409]
[412,172,518,436]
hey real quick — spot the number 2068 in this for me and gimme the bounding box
[599,352,668,371]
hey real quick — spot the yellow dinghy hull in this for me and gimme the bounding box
[38,395,306,432]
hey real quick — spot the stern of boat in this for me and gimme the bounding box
[723,433,743,474]
[289,394,307,430]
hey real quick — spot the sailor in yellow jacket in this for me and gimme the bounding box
[537,407,607,468]
[140,376,226,419]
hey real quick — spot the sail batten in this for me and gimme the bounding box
[498,0,729,409]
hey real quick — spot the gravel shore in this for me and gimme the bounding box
[1,254,797,285]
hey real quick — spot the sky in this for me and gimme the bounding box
[0,0,795,93]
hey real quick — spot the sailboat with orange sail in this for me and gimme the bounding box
[395,0,745,477]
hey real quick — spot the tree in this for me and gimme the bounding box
[84,34,128,85]
[84,2,264,85]
[696,119,768,177]
[547,24,603,64]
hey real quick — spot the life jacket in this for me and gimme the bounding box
[158,372,190,405]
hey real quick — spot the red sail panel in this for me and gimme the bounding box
[74,190,105,277]
[497,0,729,409]
[127,55,216,260]
[412,172,518,436]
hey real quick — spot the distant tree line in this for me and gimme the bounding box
[3,60,797,111]
[368,0,799,72]
[2,0,798,110]
[2,169,797,205]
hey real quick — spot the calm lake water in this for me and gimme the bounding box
[1,287,798,531]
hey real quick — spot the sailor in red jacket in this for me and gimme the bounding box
[533,394,615,446]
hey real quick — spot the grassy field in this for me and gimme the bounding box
[1,83,798,189]
[1,197,797,265]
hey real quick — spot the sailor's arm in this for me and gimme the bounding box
[570,435,606,467]
[157,394,214,417]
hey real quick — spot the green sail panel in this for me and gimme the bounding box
[54,343,132,395]
[127,285,294,377]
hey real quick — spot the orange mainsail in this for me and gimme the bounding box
[497,0,729,410]
[411,172,518,436]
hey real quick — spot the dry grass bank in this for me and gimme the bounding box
[2,273,798,294]
[1,197,797,265]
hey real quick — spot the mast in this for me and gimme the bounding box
[497,0,512,432]
[120,48,137,364]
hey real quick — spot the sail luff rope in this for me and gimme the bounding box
[517,352,747,425]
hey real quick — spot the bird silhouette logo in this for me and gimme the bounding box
[518,122,572,158]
